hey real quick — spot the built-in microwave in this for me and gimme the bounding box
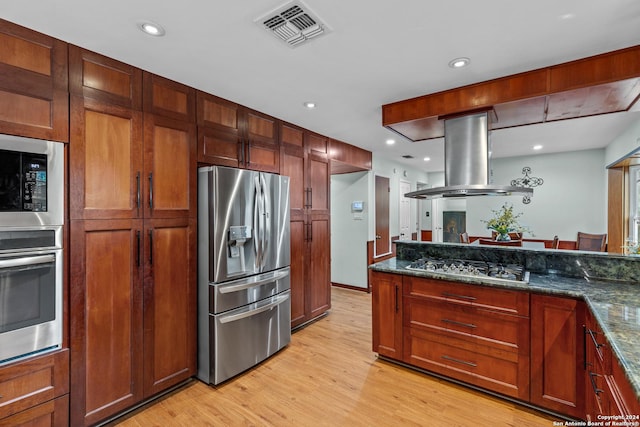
[0,134,64,227]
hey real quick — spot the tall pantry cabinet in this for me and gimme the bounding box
[68,47,196,426]
[280,122,331,328]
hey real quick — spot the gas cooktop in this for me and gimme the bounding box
[405,258,529,284]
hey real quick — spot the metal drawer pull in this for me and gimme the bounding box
[0,254,55,269]
[441,355,477,367]
[587,328,604,349]
[442,319,476,329]
[442,292,476,301]
[589,372,603,395]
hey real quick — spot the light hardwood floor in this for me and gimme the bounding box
[112,287,559,426]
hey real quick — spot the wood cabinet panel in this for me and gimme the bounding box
[330,139,372,174]
[404,276,529,316]
[69,45,142,109]
[530,294,585,418]
[371,272,403,359]
[197,92,239,132]
[143,114,196,218]
[0,351,69,421]
[280,123,304,147]
[246,141,279,173]
[309,154,329,213]
[143,218,196,396]
[0,19,68,141]
[70,96,144,220]
[289,219,306,328]
[70,220,144,426]
[0,395,69,427]
[143,72,195,122]
[308,217,330,319]
[198,126,241,167]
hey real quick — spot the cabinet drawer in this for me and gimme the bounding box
[404,328,529,400]
[405,298,529,355]
[404,276,529,316]
[0,394,68,427]
[0,350,69,419]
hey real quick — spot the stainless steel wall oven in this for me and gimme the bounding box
[0,134,64,365]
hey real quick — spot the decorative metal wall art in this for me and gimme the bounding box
[511,167,543,204]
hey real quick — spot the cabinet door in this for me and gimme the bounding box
[530,294,585,418]
[143,72,195,122]
[0,19,68,141]
[289,218,307,328]
[0,395,69,427]
[70,220,144,427]
[197,92,241,167]
[308,148,330,215]
[143,114,196,219]
[68,45,142,109]
[371,272,402,359]
[307,216,331,319]
[143,218,196,396]
[70,96,143,220]
[244,109,279,173]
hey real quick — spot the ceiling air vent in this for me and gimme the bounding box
[255,1,331,47]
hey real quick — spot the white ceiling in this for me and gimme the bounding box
[4,0,640,172]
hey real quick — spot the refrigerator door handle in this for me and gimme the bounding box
[253,174,262,269]
[218,293,290,324]
[261,173,270,269]
[218,268,290,294]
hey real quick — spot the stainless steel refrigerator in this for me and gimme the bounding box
[197,166,291,385]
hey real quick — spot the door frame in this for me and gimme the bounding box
[374,174,391,257]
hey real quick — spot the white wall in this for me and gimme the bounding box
[605,117,640,166]
[371,156,430,239]
[466,149,607,240]
[331,171,369,289]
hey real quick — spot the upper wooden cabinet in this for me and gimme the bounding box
[330,139,372,174]
[143,72,196,122]
[197,91,279,173]
[383,45,640,141]
[69,45,142,110]
[0,19,68,141]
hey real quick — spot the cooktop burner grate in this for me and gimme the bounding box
[406,258,529,284]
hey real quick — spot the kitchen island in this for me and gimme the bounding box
[369,241,640,420]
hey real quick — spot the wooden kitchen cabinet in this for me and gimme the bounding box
[197,91,280,172]
[0,350,69,423]
[0,19,68,142]
[402,276,530,400]
[69,48,197,425]
[280,122,331,328]
[530,294,585,418]
[142,218,196,396]
[371,272,403,359]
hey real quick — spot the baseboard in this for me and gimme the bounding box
[331,282,370,293]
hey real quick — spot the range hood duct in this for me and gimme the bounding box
[404,111,533,199]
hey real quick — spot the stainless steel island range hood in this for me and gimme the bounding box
[404,111,533,199]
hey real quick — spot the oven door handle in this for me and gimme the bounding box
[0,254,55,269]
[218,293,289,324]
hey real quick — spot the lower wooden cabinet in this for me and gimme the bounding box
[530,294,586,418]
[371,272,403,359]
[402,276,530,400]
[70,219,196,426]
[0,350,69,424]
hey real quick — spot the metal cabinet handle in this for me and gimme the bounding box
[148,173,154,209]
[442,355,477,367]
[148,229,153,265]
[136,231,141,267]
[441,292,476,301]
[395,284,399,313]
[136,172,141,211]
[587,328,604,349]
[441,319,477,329]
[589,372,603,395]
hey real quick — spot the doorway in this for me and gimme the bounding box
[399,180,411,240]
[374,175,390,257]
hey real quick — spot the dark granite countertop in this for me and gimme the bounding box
[370,256,640,402]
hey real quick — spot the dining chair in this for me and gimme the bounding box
[551,235,560,249]
[459,232,470,244]
[576,232,607,252]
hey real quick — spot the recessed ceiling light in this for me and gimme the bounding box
[303,102,316,109]
[448,57,470,68]
[386,139,396,145]
[559,13,575,20]
[423,157,431,162]
[138,21,166,37]
[533,144,543,150]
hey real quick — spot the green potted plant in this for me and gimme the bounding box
[482,203,530,241]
